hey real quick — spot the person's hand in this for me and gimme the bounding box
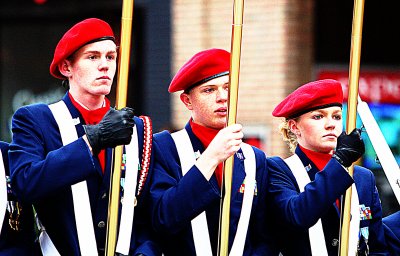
[196,124,243,180]
[332,128,365,167]
[83,107,135,154]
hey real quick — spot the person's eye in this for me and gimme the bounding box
[107,55,116,60]
[88,55,97,60]
[333,114,342,120]
[312,115,323,120]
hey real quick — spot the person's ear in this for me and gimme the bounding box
[288,119,300,136]
[58,59,72,78]
[180,93,193,110]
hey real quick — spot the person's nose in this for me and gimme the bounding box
[216,87,228,102]
[325,117,336,130]
[98,57,110,71]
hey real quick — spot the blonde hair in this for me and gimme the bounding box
[278,119,299,154]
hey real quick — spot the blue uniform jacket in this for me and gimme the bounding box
[383,211,400,255]
[267,146,388,255]
[9,93,160,256]
[150,122,276,256]
[0,141,41,255]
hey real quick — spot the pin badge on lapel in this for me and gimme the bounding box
[238,180,257,196]
[359,204,372,220]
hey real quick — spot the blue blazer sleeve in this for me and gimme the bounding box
[383,211,400,255]
[267,156,353,228]
[9,104,97,203]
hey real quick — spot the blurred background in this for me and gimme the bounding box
[1,0,399,215]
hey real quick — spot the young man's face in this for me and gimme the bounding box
[180,75,229,129]
[64,40,117,98]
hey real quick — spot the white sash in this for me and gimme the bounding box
[229,142,256,256]
[171,129,213,256]
[357,96,400,205]
[284,154,360,256]
[48,101,139,255]
[0,153,7,234]
[49,101,97,256]
[171,129,256,256]
[116,128,139,255]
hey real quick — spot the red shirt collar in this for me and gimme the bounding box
[68,92,110,125]
[190,119,220,148]
[299,145,332,171]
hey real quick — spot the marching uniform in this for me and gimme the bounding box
[383,211,400,255]
[0,141,40,255]
[9,94,157,255]
[149,48,276,255]
[9,18,159,256]
[267,147,388,255]
[268,79,388,255]
[150,123,274,255]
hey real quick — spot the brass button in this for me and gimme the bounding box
[332,238,339,247]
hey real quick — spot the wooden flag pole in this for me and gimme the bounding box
[105,0,134,254]
[218,0,244,255]
[339,0,365,255]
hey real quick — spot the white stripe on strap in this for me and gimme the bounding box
[284,154,328,256]
[49,101,97,256]
[0,153,7,235]
[171,129,213,256]
[358,96,400,205]
[349,183,360,256]
[171,130,256,256]
[229,143,256,256]
[116,126,139,255]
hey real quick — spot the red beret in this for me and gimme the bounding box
[272,79,343,118]
[50,18,115,79]
[168,48,230,93]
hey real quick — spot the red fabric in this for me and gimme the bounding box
[300,145,340,210]
[168,48,230,93]
[50,18,115,79]
[190,119,223,187]
[69,93,110,173]
[299,145,332,171]
[272,79,343,118]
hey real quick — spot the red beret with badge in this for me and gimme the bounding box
[272,79,344,119]
[168,48,230,93]
[50,18,115,79]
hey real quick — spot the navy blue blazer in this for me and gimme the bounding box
[383,211,400,255]
[267,146,388,255]
[0,141,41,255]
[9,93,160,256]
[150,122,276,256]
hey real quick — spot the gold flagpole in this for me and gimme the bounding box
[339,0,365,255]
[218,0,244,255]
[105,0,134,254]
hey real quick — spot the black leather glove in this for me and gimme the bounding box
[332,128,365,167]
[83,107,135,154]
